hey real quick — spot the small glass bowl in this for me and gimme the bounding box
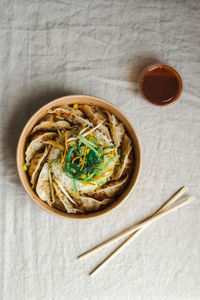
[138,64,183,106]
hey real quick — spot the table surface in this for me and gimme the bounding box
[1,1,200,299]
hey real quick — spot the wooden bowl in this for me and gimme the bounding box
[16,95,141,219]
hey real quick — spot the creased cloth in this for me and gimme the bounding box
[0,1,200,299]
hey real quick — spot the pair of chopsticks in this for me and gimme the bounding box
[78,186,195,276]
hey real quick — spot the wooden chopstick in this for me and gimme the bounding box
[78,186,188,261]
[89,186,190,276]
[89,195,195,276]
[80,191,196,276]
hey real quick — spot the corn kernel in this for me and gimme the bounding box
[73,103,79,110]
[81,174,86,179]
[23,163,27,171]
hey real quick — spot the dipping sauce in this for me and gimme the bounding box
[139,64,182,106]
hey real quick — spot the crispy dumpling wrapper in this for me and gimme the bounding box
[40,114,54,122]
[36,163,51,203]
[113,134,132,180]
[48,107,92,126]
[79,104,111,138]
[28,146,49,188]
[25,132,57,165]
[106,111,125,148]
[74,196,112,212]
[89,175,128,200]
[31,120,70,133]
[47,147,61,162]
[62,105,85,117]
[53,182,84,214]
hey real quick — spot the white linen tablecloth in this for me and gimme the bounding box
[0,1,200,299]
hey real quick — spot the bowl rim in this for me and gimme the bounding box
[16,94,141,220]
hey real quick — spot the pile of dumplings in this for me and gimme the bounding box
[24,104,133,214]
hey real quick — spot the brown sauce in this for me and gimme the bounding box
[140,65,182,105]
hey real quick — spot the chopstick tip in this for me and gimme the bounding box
[181,186,188,193]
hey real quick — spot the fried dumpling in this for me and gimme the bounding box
[47,146,61,162]
[91,175,128,200]
[28,146,49,188]
[40,114,54,122]
[53,182,84,214]
[48,107,92,126]
[106,112,125,148]
[113,134,132,180]
[74,196,111,212]
[62,105,85,117]
[25,132,57,165]
[31,120,70,133]
[79,104,111,138]
[36,163,51,203]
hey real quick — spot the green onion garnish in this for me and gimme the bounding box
[73,178,77,193]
